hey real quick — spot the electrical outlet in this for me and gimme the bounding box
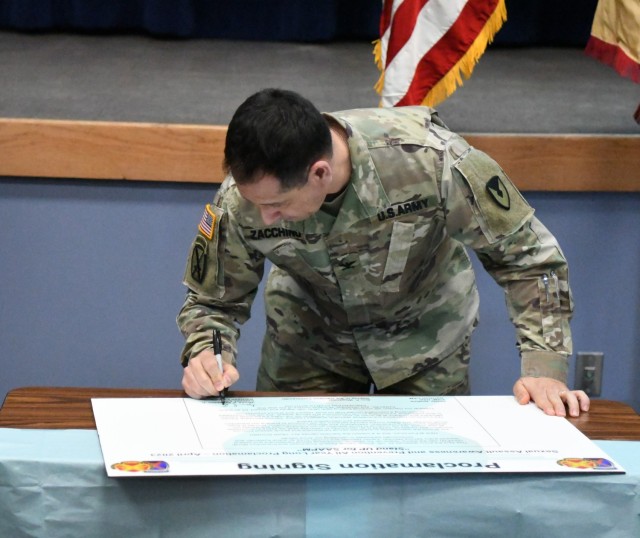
[575,352,604,396]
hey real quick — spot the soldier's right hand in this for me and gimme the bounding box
[182,348,239,399]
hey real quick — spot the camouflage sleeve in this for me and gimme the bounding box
[176,179,265,367]
[442,144,573,383]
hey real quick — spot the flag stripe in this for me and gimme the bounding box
[383,0,430,68]
[381,0,468,106]
[585,0,640,85]
[377,0,505,108]
[378,0,412,79]
[586,35,640,84]
[379,0,397,38]
[398,0,501,106]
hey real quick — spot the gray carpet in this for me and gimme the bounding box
[1,31,638,133]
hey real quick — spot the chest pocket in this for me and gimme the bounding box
[270,241,337,289]
[353,218,424,297]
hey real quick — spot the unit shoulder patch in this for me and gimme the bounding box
[486,175,510,210]
[454,149,533,242]
[190,236,208,283]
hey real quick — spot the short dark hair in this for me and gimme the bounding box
[223,89,332,190]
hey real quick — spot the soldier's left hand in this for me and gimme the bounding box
[513,376,590,417]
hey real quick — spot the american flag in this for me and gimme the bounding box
[198,204,216,240]
[375,0,506,108]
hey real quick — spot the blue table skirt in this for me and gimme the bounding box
[1,428,638,538]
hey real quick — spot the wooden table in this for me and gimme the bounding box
[1,386,640,440]
[0,387,325,429]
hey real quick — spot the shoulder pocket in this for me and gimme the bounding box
[183,204,226,298]
[454,150,533,243]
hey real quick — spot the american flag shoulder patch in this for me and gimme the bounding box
[198,204,216,240]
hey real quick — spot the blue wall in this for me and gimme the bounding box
[1,178,638,411]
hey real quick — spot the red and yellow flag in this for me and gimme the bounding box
[585,0,640,84]
[584,0,640,122]
[374,0,506,108]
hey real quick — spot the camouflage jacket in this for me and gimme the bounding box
[177,106,573,389]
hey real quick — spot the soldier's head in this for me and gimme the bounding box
[224,88,332,189]
[225,89,337,225]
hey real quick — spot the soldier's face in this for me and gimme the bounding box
[237,170,329,225]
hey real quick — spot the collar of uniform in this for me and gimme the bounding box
[323,112,390,223]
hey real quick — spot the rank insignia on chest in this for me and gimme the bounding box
[198,204,217,240]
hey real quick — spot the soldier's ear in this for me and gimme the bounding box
[308,160,332,188]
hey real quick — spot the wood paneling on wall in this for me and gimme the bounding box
[1,119,638,191]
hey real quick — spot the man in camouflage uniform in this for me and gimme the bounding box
[178,89,590,417]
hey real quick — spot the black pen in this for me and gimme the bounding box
[213,329,226,405]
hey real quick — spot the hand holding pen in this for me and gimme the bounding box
[180,330,239,400]
[213,329,227,404]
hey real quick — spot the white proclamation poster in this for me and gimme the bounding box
[91,395,624,477]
